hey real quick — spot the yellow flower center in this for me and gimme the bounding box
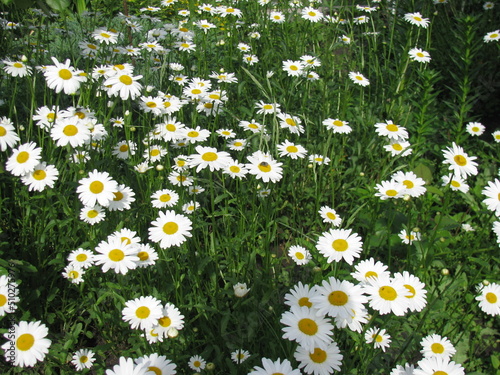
[454,155,467,166]
[286,145,298,153]
[80,355,88,363]
[490,33,499,39]
[374,334,383,342]
[193,361,201,367]
[113,191,124,201]
[379,286,397,301]
[0,126,6,136]
[76,253,87,262]
[119,144,129,152]
[100,32,111,38]
[230,166,241,173]
[414,16,422,21]
[298,318,318,335]
[109,249,124,262]
[16,333,35,351]
[68,270,80,279]
[308,11,316,16]
[290,65,299,71]
[328,290,348,306]
[33,169,46,181]
[163,222,179,235]
[160,194,171,202]
[258,162,272,172]
[332,239,348,252]
[87,209,98,218]
[386,124,399,132]
[333,120,344,127]
[146,102,156,108]
[14,62,24,68]
[431,343,445,354]
[285,118,296,126]
[386,189,398,197]
[392,143,403,151]
[119,75,133,85]
[16,151,29,163]
[63,124,78,136]
[187,131,199,138]
[486,292,497,303]
[136,306,150,319]
[0,294,6,306]
[234,142,243,147]
[89,181,104,194]
[59,69,73,80]
[326,212,336,220]
[451,180,460,187]
[202,152,218,161]
[433,372,448,375]
[404,284,416,298]
[148,367,162,375]
[158,316,171,327]
[309,348,327,363]
[365,271,378,279]
[226,7,234,12]
[355,75,363,81]
[248,123,259,129]
[166,124,176,132]
[263,104,273,110]
[403,180,414,189]
[298,297,312,308]
[295,251,305,259]
[150,149,160,157]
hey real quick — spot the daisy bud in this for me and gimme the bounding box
[78,169,85,175]
[19,125,25,131]
[206,363,215,371]
[124,110,130,116]
[359,172,365,176]
[107,101,114,107]
[483,280,490,286]
[156,165,164,171]
[167,327,179,338]
[403,194,411,201]
[129,126,136,132]
[441,268,449,276]
[313,266,322,273]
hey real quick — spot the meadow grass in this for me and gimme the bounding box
[0,0,499,374]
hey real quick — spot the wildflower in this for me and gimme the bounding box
[43,57,86,95]
[182,201,200,214]
[72,348,96,371]
[62,264,85,284]
[151,189,179,208]
[108,184,135,211]
[484,30,500,42]
[92,28,119,44]
[94,237,139,275]
[3,59,32,77]
[255,101,281,115]
[277,140,308,159]
[246,151,283,183]
[476,282,500,316]
[284,282,318,310]
[340,35,351,44]
[364,276,410,315]
[392,171,426,197]
[249,358,301,375]
[2,321,51,367]
[223,160,248,179]
[278,113,304,134]
[309,154,331,165]
[316,228,364,265]
[302,7,323,22]
[442,174,469,193]
[354,16,369,24]
[180,126,211,144]
[0,275,18,316]
[243,54,259,65]
[398,229,421,244]
[414,356,465,375]
[466,122,485,136]
[240,119,264,133]
[5,142,42,176]
[394,271,427,312]
[318,206,342,226]
[294,342,343,375]
[352,257,390,284]
[106,357,151,375]
[374,180,406,200]
[288,245,311,265]
[168,171,193,186]
[76,169,118,207]
[148,210,192,248]
[404,12,430,28]
[322,118,352,134]
[384,140,412,156]
[103,72,143,100]
[365,327,391,352]
[188,146,232,172]
[122,296,163,331]
[420,334,456,360]
[349,72,370,86]
[189,355,206,371]
[218,6,242,17]
[409,47,431,63]
[50,116,91,147]
[135,354,177,375]
[390,363,416,375]
[231,349,250,364]
[375,120,408,140]
[282,60,305,77]
[484,2,494,10]
[234,282,250,297]
[270,11,286,23]
[154,302,185,338]
[68,248,94,269]
[20,162,58,192]
[228,139,247,151]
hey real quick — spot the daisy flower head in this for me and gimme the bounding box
[0,275,19,316]
[50,116,91,148]
[108,184,135,212]
[374,179,406,200]
[249,357,301,375]
[243,54,259,65]
[239,119,264,133]
[482,179,500,215]
[466,122,485,136]
[392,171,426,197]
[72,348,95,371]
[180,126,211,144]
[475,282,500,316]
[43,57,86,95]
[284,282,319,311]
[484,30,500,43]
[5,142,42,176]
[316,228,363,265]
[277,140,308,159]
[270,11,285,23]
[364,276,410,316]
[404,12,430,28]
[294,341,343,375]
[246,150,283,183]
[354,15,369,24]
[223,160,249,180]
[349,71,370,86]
[352,257,390,284]
[112,140,137,159]
[106,356,151,375]
[188,145,232,172]
[20,162,59,192]
[154,302,185,338]
[255,101,281,115]
[68,248,94,269]
[234,282,251,297]
[228,138,247,151]
[92,28,119,44]
[182,200,200,214]
[76,169,118,207]
[135,353,177,375]
[309,154,331,165]
[318,206,342,226]
[420,334,456,360]
[310,277,368,320]
[62,264,85,284]
[168,171,193,186]
[189,355,206,371]
[301,6,324,22]
[94,237,139,275]
[80,205,106,225]
[278,113,304,134]
[231,349,250,364]
[122,296,163,331]
[322,118,352,134]
[3,59,32,77]
[443,142,477,178]
[398,229,422,244]
[151,189,179,208]
[2,320,51,367]
[384,140,413,157]
[103,71,143,100]
[288,245,311,265]
[282,60,305,77]
[390,363,416,375]
[394,271,427,312]
[414,356,465,375]
[409,47,431,63]
[442,174,469,193]
[148,210,192,248]
[365,327,391,352]
[375,120,408,140]
[0,116,20,151]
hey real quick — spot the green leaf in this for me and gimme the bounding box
[492,354,500,369]
[414,163,433,184]
[45,0,71,12]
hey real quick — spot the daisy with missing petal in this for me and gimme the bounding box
[154,302,185,338]
[188,146,232,172]
[277,140,308,159]
[365,327,391,352]
[94,237,139,275]
[374,180,406,200]
[466,122,485,136]
[68,248,94,269]
[151,189,179,208]
[311,277,367,320]
[322,118,352,134]
[284,282,319,310]
[6,142,42,176]
[476,282,500,316]
[149,210,192,248]
[249,357,301,375]
[404,12,430,28]
[62,264,85,284]
[392,171,426,197]
[188,355,206,371]
[442,174,469,193]
[278,113,304,134]
[420,334,456,360]
[375,120,408,140]
[443,142,477,178]
[231,349,250,364]
[394,271,427,312]
[72,348,96,371]
[484,30,500,43]
[318,206,342,226]
[414,356,465,375]
[349,72,370,86]
[0,116,20,151]
[294,341,343,375]
[352,257,390,284]
[122,296,163,331]
[44,57,86,94]
[398,229,422,244]
[309,154,331,165]
[21,162,59,192]
[364,276,410,316]
[2,321,51,367]
[76,169,118,207]
[384,140,412,157]
[182,201,200,214]
[288,245,311,265]
[316,228,364,265]
[409,48,431,63]
[480,179,500,215]
[246,151,283,183]
[103,71,143,100]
